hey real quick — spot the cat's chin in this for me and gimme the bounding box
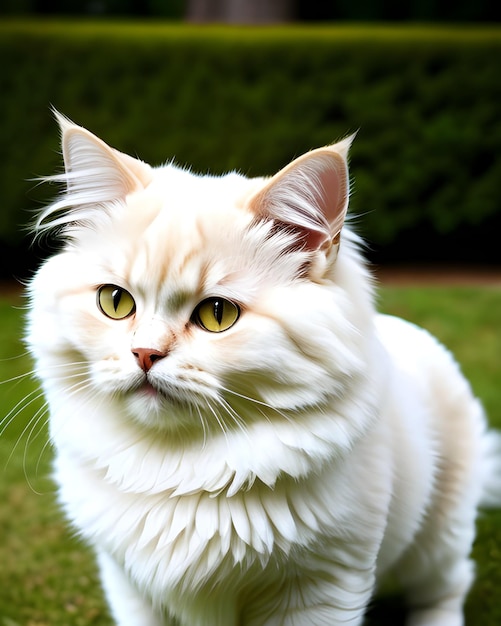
[128,379,180,409]
[137,380,161,399]
[121,380,204,434]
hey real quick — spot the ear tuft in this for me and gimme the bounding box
[55,110,152,198]
[35,110,153,234]
[248,137,353,253]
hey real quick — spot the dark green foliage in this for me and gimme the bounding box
[1,21,500,276]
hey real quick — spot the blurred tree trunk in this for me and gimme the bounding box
[186,0,294,23]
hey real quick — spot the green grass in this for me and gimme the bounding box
[1,19,500,42]
[0,293,113,626]
[1,284,500,625]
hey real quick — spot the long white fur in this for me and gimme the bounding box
[26,114,501,626]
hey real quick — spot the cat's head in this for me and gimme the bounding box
[27,113,370,441]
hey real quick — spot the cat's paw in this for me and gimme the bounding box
[406,607,463,626]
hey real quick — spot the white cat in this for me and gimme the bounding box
[26,112,501,626]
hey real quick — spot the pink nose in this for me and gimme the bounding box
[132,348,166,372]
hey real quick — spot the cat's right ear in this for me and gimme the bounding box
[55,109,153,202]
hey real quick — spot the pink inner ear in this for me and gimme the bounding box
[302,228,329,251]
[248,147,349,252]
[313,158,347,238]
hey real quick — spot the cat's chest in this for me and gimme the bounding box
[54,449,322,591]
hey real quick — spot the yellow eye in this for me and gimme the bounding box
[193,297,240,333]
[97,285,136,320]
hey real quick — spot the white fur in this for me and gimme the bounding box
[26,118,501,626]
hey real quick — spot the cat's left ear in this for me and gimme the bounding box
[55,110,153,201]
[248,136,354,259]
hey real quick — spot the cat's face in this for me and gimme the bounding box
[28,114,362,439]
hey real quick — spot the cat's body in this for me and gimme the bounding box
[26,114,501,626]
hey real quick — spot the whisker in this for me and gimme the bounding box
[205,400,230,443]
[194,403,209,449]
[0,358,90,384]
[23,405,51,495]
[1,387,46,436]
[2,362,95,493]
[0,351,31,367]
[0,368,37,386]
[1,367,90,437]
[24,377,98,490]
[217,384,294,424]
[4,391,49,470]
[213,396,250,440]
[35,425,54,478]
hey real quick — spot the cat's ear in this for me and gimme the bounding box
[55,109,153,202]
[248,136,353,257]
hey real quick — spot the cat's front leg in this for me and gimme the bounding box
[97,551,169,626]
[251,564,375,626]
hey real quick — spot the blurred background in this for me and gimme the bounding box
[0,1,500,280]
[2,0,501,22]
[1,6,501,625]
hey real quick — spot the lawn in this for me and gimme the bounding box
[0,282,500,625]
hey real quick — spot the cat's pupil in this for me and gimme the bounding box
[213,299,224,324]
[112,288,122,312]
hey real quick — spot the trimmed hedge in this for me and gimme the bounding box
[1,20,500,276]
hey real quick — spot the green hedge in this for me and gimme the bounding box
[1,20,500,276]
